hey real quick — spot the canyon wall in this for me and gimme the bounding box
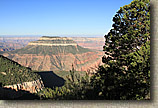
[4,78,44,93]
[4,51,103,72]
[0,36,104,51]
[28,42,77,46]
[3,36,104,72]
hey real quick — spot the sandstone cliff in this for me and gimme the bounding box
[4,78,44,93]
[3,36,104,72]
[0,36,104,51]
[28,36,78,46]
[4,51,103,72]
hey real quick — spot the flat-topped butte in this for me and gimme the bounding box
[28,36,78,46]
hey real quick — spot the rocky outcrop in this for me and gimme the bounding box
[28,42,77,46]
[3,36,104,72]
[4,51,103,72]
[28,36,78,46]
[40,36,70,41]
[69,37,105,50]
[4,78,44,93]
[0,36,105,51]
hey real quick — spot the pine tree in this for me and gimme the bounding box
[93,0,150,100]
[103,0,150,64]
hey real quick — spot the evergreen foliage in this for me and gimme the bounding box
[37,65,94,100]
[94,0,150,100]
[91,42,150,99]
[0,55,40,86]
[0,0,150,100]
[36,0,150,100]
[103,0,150,62]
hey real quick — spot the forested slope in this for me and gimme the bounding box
[0,55,40,86]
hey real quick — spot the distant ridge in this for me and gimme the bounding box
[28,36,78,46]
[12,36,92,55]
[3,36,103,71]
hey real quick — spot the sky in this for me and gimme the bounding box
[0,0,133,37]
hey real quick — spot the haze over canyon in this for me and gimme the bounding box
[1,36,104,72]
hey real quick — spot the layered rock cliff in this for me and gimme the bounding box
[0,55,44,97]
[0,36,104,52]
[28,36,78,46]
[4,51,103,71]
[4,78,44,93]
[3,36,104,72]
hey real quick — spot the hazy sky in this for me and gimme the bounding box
[0,0,133,37]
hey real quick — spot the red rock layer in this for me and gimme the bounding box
[3,51,104,72]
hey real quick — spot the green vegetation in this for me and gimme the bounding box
[91,42,150,100]
[93,0,150,100]
[54,70,86,79]
[12,45,92,55]
[37,65,92,100]
[11,36,93,55]
[0,0,150,100]
[0,55,40,86]
[99,0,150,99]
[36,0,150,100]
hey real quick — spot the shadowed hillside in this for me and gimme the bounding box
[35,71,65,89]
[0,87,40,100]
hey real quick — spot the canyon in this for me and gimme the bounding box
[0,36,105,98]
[0,36,104,51]
[3,36,104,72]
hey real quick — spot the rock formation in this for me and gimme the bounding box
[69,37,105,50]
[4,78,44,93]
[28,36,78,46]
[3,36,104,72]
[0,36,104,51]
[0,54,44,95]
